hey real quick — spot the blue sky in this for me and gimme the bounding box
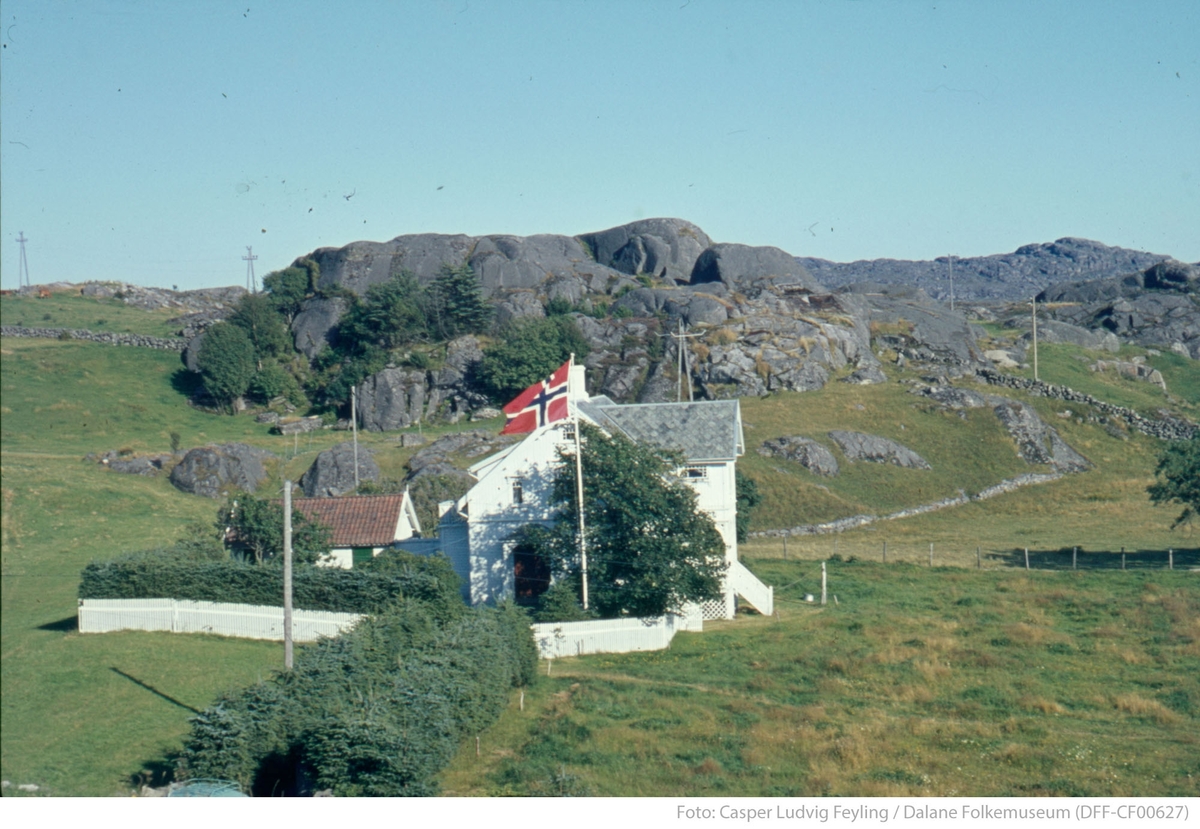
[1,0,1196,290]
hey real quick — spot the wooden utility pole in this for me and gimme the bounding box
[1031,296,1039,382]
[283,480,294,670]
[351,386,360,490]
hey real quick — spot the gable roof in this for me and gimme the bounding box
[578,399,744,462]
[292,493,416,548]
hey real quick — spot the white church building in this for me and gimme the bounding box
[422,365,773,620]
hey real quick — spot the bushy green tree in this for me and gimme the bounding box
[222,493,332,565]
[262,258,319,322]
[338,271,429,352]
[518,423,726,618]
[228,293,291,366]
[735,469,762,543]
[426,264,491,339]
[476,316,591,401]
[1148,436,1200,528]
[248,362,306,406]
[196,322,256,412]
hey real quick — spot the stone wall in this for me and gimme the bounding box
[975,368,1196,440]
[0,325,186,352]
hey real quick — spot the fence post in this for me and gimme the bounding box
[1073,546,1077,571]
[882,541,887,563]
[783,536,788,560]
[976,546,981,569]
[1122,550,1126,571]
[1169,549,1173,571]
[821,562,827,607]
[1024,547,1030,570]
[929,543,934,567]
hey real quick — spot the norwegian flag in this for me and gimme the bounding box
[500,360,571,435]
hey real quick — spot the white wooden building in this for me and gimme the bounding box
[294,492,421,568]
[424,366,772,619]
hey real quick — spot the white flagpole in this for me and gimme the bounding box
[570,353,589,611]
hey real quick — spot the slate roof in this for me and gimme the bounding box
[579,399,743,462]
[292,494,411,548]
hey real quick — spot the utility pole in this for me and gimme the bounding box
[947,254,955,312]
[1032,295,1041,381]
[671,320,700,402]
[243,246,258,293]
[17,232,31,289]
[351,386,360,490]
[565,354,589,611]
[283,480,294,670]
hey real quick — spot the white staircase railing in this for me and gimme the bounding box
[728,559,773,616]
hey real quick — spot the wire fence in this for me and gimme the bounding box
[743,538,1198,573]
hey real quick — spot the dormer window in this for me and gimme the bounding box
[684,466,707,479]
[512,479,524,505]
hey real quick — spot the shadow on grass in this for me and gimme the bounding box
[990,546,1199,571]
[38,616,79,632]
[130,753,181,791]
[111,667,201,714]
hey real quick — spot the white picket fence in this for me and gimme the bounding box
[530,607,704,659]
[78,598,364,642]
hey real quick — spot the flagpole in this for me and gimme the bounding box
[570,353,589,611]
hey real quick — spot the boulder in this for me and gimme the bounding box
[577,218,713,283]
[691,244,821,290]
[758,436,840,476]
[181,331,205,373]
[357,368,428,431]
[299,442,380,498]
[291,297,348,359]
[1020,319,1119,352]
[275,416,324,435]
[1142,259,1198,291]
[309,234,474,295]
[990,398,1090,472]
[494,291,546,327]
[827,430,931,470]
[840,365,888,385]
[169,443,275,498]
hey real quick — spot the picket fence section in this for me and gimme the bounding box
[530,607,704,659]
[78,598,364,642]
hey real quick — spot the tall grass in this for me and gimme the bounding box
[439,561,1199,797]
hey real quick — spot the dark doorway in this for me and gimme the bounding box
[513,545,551,604]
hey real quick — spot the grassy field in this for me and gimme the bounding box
[1,291,182,338]
[439,560,1199,797]
[2,322,1196,795]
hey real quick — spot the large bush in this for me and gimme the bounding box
[196,322,256,411]
[79,550,462,615]
[475,316,591,402]
[178,597,536,796]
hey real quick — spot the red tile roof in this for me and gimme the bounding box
[292,494,410,548]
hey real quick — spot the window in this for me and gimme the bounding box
[512,479,524,505]
[684,466,708,479]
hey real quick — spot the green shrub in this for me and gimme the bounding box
[179,596,537,796]
[79,553,462,615]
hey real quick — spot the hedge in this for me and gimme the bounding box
[179,598,538,796]
[78,551,462,616]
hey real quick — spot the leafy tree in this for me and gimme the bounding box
[476,316,591,401]
[262,258,319,322]
[337,271,429,353]
[196,322,256,412]
[735,469,763,543]
[517,422,726,618]
[248,362,306,406]
[1148,436,1200,529]
[426,264,491,339]
[228,293,292,366]
[221,493,332,565]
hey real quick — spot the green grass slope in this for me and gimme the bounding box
[1,291,182,338]
[2,316,1195,795]
[440,560,1198,797]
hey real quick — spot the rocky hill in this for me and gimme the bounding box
[799,238,1172,301]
